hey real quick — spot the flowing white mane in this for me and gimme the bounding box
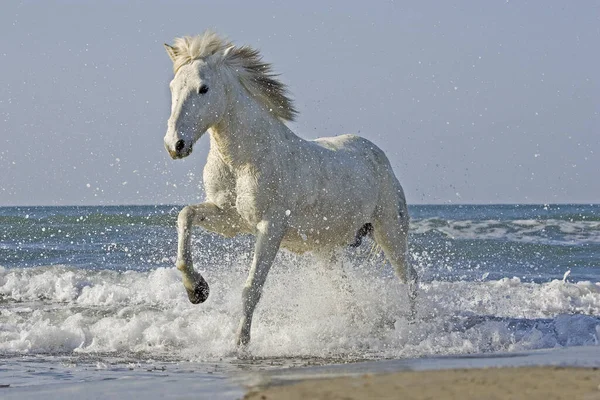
[166,31,297,121]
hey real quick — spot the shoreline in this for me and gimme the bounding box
[244,366,600,400]
[2,347,600,399]
[242,346,600,400]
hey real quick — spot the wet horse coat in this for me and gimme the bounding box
[163,31,417,346]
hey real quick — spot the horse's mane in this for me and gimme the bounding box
[166,31,297,122]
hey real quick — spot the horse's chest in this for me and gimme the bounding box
[204,159,266,226]
[203,156,237,208]
[234,169,270,226]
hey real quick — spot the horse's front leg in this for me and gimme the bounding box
[177,203,247,304]
[236,218,286,347]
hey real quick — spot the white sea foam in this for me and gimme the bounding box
[411,218,600,245]
[1,259,599,360]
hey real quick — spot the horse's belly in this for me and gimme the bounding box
[280,229,351,253]
[280,212,365,253]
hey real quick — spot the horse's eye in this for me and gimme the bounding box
[198,85,209,94]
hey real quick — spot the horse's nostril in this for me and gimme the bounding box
[175,139,185,152]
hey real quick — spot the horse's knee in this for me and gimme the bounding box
[178,206,195,226]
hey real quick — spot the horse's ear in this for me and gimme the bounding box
[164,43,177,62]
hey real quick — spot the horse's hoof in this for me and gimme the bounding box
[186,280,210,304]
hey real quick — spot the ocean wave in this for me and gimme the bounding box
[411,218,600,245]
[1,262,599,360]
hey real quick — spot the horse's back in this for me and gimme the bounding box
[313,134,388,162]
[312,134,399,190]
[314,133,408,219]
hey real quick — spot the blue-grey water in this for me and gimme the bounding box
[2,204,598,279]
[1,204,599,392]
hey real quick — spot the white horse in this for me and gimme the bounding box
[163,31,417,346]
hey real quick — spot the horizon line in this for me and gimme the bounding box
[0,202,598,208]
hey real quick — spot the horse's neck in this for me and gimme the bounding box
[208,87,296,169]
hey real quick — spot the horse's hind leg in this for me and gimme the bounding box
[372,215,418,320]
[177,203,248,304]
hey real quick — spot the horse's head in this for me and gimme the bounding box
[163,41,229,160]
[163,32,297,160]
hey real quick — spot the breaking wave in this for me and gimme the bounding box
[1,258,599,361]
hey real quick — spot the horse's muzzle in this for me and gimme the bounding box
[166,145,193,159]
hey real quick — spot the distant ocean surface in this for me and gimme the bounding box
[1,204,599,362]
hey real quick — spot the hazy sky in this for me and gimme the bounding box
[1,1,598,206]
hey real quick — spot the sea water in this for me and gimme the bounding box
[1,204,599,392]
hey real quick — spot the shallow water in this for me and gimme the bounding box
[0,204,599,392]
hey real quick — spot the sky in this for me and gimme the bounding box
[0,1,598,206]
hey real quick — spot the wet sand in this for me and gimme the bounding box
[244,366,600,400]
